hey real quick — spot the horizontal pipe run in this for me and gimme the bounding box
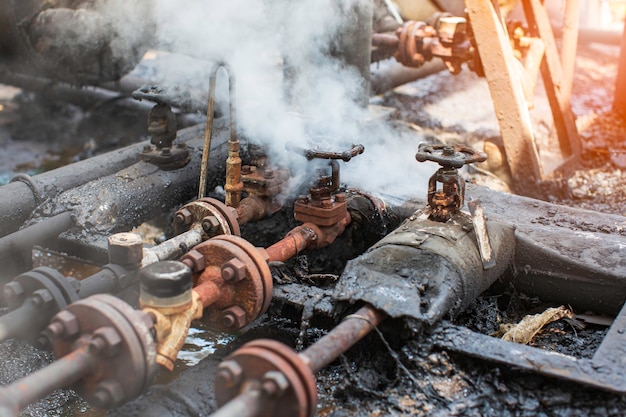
[0,301,43,343]
[142,229,204,266]
[0,212,74,255]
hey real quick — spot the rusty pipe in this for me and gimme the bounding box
[302,304,386,373]
[225,137,243,208]
[265,225,317,263]
[193,277,224,309]
[372,32,400,49]
[210,390,263,417]
[199,62,237,200]
[0,345,97,417]
[235,195,274,226]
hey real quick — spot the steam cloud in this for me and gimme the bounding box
[102,0,436,201]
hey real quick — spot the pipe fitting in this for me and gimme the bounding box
[108,233,144,268]
[221,306,247,330]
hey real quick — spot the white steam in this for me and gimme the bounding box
[98,0,434,201]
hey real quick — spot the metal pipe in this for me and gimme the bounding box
[0,212,74,255]
[0,301,43,344]
[265,227,315,263]
[142,229,204,266]
[209,390,262,417]
[370,58,447,95]
[302,304,386,373]
[560,0,580,107]
[199,63,237,200]
[0,346,96,417]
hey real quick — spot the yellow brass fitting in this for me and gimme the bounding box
[142,291,203,371]
[225,140,244,208]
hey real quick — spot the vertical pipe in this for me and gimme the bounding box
[561,0,580,105]
[613,21,626,116]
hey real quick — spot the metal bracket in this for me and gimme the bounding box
[432,300,626,394]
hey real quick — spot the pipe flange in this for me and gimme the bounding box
[49,294,157,408]
[215,339,317,417]
[191,235,271,332]
[10,267,78,312]
[173,198,240,238]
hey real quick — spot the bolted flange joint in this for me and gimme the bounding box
[221,258,247,282]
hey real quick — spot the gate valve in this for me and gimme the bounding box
[133,85,190,170]
[415,143,487,222]
[290,143,364,227]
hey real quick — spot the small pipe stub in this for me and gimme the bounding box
[108,233,144,268]
[139,261,193,308]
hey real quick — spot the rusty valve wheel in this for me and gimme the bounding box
[288,143,365,162]
[415,143,487,169]
[215,339,317,417]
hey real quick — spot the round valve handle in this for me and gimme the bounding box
[288,143,365,162]
[415,143,487,169]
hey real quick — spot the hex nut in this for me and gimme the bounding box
[92,379,125,408]
[31,289,54,308]
[91,327,122,357]
[216,360,243,388]
[3,282,25,305]
[221,306,247,329]
[108,233,144,266]
[175,208,193,226]
[261,371,289,397]
[181,249,206,273]
[221,258,247,282]
[50,310,80,339]
[201,216,221,235]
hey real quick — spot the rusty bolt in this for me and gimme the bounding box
[321,199,333,209]
[108,233,144,267]
[3,282,25,305]
[48,310,80,339]
[261,371,289,397]
[90,327,122,358]
[221,259,247,282]
[181,249,206,273]
[142,145,152,153]
[242,165,252,175]
[175,208,193,226]
[31,289,53,308]
[216,360,244,388]
[335,193,346,203]
[263,168,274,179]
[161,148,172,156]
[92,379,125,408]
[201,216,221,235]
[221,306,247,329]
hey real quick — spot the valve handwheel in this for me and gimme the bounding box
[415,143,487,169]
[288,143,365,162]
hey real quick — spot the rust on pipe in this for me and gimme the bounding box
[225,140,243,208]
[265,226,316,263]
[193,272,223,309]
[302,304,386,373]
[0,345,97,415]
[235,195,270,226]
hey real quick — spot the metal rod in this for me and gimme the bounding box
[0,212,74,255]
[142,229,204,265]
[560,0,580,108]
[0,301,42,343]
[302,304,386,373]
[0,346,96,416]
[199,62,237,200]
[209,390,262,417]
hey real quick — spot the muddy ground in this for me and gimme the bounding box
[0,39,626,416]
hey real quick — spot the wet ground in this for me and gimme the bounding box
[0,38,626,417]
